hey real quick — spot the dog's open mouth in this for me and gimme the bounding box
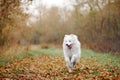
[66,44,72,49]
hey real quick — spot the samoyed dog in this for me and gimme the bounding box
[63,34,81,72]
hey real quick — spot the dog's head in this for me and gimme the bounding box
[63,34,78,49]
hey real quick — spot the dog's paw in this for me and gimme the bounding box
[68,69,72,73]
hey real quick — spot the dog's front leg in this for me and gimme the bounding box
[65,57,72,72]
[71,55,78,68]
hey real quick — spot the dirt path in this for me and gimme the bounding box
[0,55,120,80]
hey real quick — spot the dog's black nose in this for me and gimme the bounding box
[66,44,68,46]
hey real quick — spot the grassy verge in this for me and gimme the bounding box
[82,49,120,66]
[0,46,120,67]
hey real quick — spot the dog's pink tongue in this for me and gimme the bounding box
[68,45,72,49]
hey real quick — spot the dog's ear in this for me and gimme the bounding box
[71,34,78,40]
[65,34,68,37]
[74,35,78,39]
[75,35,78,39]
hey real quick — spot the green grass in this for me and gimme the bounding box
[0,47,120,67]
[16,47,63,59]
[82,49,120,66]
[30,47,63,56]
[16,47,120,67]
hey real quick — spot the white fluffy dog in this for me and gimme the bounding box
[63,34,81,72]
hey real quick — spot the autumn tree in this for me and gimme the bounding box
[0,0,32,46]
[70,0,120,53]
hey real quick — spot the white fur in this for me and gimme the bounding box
[63,34,81,72]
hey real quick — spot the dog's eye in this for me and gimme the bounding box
[69,40,71,42]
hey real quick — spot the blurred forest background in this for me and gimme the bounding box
[0,0,120,54]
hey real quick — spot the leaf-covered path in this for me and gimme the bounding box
[0,54,120,80]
